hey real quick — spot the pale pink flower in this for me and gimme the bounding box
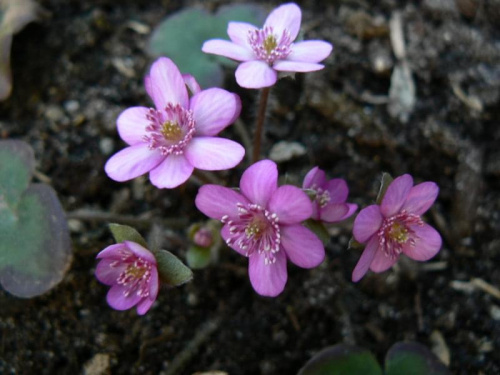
[303,167,358,223]
[105,57,244,188]
[195,160,325,297]
[95,241,159,315]
[202,3,333,88]
[352,174,442,282]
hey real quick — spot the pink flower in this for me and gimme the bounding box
[105,57,245,188]
[202,3,333,88]
[195,160,325,297]
[352,174,442,282]
[303,167,358,223]
[95,241,159,315]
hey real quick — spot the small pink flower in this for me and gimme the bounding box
[303,167,358,223]
[195,160,325,297]
[352,174,442,282]
[202,3,333,88]
[95,241,159,315]
[105,57,245,188]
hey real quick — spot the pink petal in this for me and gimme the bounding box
[136,297,154,315]
[326,179,349,203]
[403,223,442,261]
[380,174,413,217]
[116,107,150,145]
[124,241,156,264]
[190,88,242,136]
[240,159,278,207]
[96,243,128,260]
[303,166,326,189]
[148,57,188,110]
[320,203,349,223]
[273,60,324,72]
[268,185,312,224]
[144,75,153,101]
[196,185,249,221]
[352,236,379,282]
[202,39,254,61]
[105,144,164,182]
[281,225,325,268]
[221,224,248,256]
[353,204,383,243]
[289,41,333,63]
[370,247,398,273]
[182,74,201,96]
[106,284,142,310]
[342,203,358,220]
[228,21,258,46]
[264,3,302,41]
[235,61,277,89]
[95,259,126,286]
[148,267,159,301]
[149,154,194,189]
[184,137,244,170]
[248,250,287,297]
[401,182,439,215]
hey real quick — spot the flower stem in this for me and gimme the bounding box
[252,87,271,164]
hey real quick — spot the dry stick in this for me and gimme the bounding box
[251,87,271,163]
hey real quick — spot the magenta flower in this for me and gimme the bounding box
[352,174,442,282]
[105,57,245,188]
[202,3,333,88]
[195,160,325,297]
[95,241,159,315]
[303,167,358,223]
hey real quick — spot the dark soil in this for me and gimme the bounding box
[1,0,499,374]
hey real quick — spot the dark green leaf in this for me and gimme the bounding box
[109,223,148,249]
[385,342,451,375]
[155,249,193,286]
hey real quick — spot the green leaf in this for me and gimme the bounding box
[385,342,451,375]
[298,344,383,375]
[375,172,394,205]
[108,223,148,248]
[303,219,330,246]
[186,245,211,269]
[155,249,193,286]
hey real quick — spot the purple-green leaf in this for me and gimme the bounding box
[385,342,451,375]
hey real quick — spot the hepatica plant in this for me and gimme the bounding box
[0,140,71,297]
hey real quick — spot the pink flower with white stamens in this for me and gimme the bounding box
[303,167,358,223]
[95,241,159,315]
[195,160,325,297]
[202,3,333,88]
[352,174,442,282]
[105,57,245,189]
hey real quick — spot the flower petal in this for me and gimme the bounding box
[202,39,254,61]
[273,60,324,72]
[268,185,312,224]
[240,159,278,207]
[148,266,159,301]
[320,203,349,223]
[144,75,153,101]
[95,259,126,286]
[106,284,142,311]
[264,3,302,41]
[196,185,249,220]
[149,154,194,189]
[289,40,333,63]
[302,166,326,189]
[116,107,150,145]
[352,236,379,282]
[124,241,156,264]
[221,224,248,256]
[235,61,277,89]
[105,144,164,182]
[248,250,287,297]
[370,247,398,273]
[96,243,128,260]
[380,174,413,217]
[228,21,258,46]
[326,178,349,203]
[403,223,442,261]
[184,137,244,171]
[353,204,383,243]
[281,225,325,268]
[190,88,241,136]
[148,57,188,109]
[401,182,439,215]
[182,74,201,96]
[136,297,154,315]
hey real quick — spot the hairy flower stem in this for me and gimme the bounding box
[252,87,271,163]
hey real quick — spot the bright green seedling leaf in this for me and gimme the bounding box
[155,249,193,286]
[385,342,451,375]
[0,140,71,297]
[186,245,211,269]
[375,172,394,205]
[148,4,266,88]
[298,344,383,375]
[109,223,148,249]
[304,219,330,246]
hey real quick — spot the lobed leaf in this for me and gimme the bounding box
[385,342,451,375]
